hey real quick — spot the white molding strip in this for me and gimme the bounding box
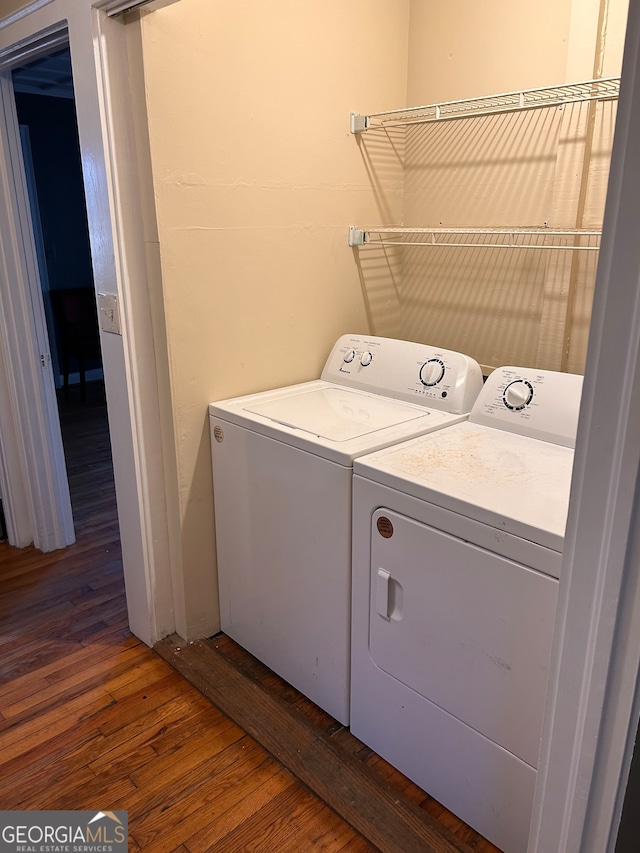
[0,1,55,32]
[95,0,181,18]
[529,2,640,850]
[99,0,154,15]
[0,22,68,69]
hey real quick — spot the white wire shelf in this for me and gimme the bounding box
[350,77,620,133]
[348,226,602,251]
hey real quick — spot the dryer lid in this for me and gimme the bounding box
[354,421,575,550]
[244,387,428,442]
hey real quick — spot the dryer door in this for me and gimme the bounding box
[369,508,558,768]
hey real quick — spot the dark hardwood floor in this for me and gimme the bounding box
[0,380,502,853]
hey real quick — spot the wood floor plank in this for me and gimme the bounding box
[0,728,107,807]
[80,617,131,646]
[95,672,194,737]
[0,692,114,768]
[124,735,265,829]
[43,632,141,685]
[89,693,209,775]
[155,635,476,853]
[0,540,120,586]
[0,675,50,714]
[304,824,364,853]
[146,702,234,756]
[129,716,243,787]
[130,745,285,851]
[8,765,100,810]
[274,799,366,853]
[180,768,300,853]
[0,655,178,769]
[0,632,137,707]
[2,642,150,719]
[134,731,253,809]
[43,775,139,812]
[211,783,328,853]
[0,606,80,647]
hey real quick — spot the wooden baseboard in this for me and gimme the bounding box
[154,633,481,853]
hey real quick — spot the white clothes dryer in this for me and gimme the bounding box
[350,366,583,853]
[209,334,483,725]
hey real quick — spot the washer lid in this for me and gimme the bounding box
[244,387,427,441]
[210,379,465,466]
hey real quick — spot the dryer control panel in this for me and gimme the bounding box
[470,366,583,447]
[321,335,483,415]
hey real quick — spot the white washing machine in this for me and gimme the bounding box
[209,334,483,725]
[350,366,583,853]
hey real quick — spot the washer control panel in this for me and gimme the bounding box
[470,366,583,447]
[321,334,484,415]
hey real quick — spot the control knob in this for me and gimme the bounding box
[420,358,445,387]
[343,349,356,363]
[360,351,373,367]
[503,379,534,411]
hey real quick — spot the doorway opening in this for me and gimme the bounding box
[10,47,115,539]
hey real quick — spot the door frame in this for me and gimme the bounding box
[0,0,175,645]
[529,1,640,849]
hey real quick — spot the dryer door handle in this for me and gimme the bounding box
[376,569,392,620]
[376,568,404,621]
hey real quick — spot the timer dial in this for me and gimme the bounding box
[420,358,445,387]
[503,379,534,411]
[360,351,373,367]
[343,349,356,363]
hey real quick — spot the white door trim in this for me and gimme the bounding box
[0,65,74,551]
[530,2,640,850]
[87,3,176,644]
[0,0,175,644]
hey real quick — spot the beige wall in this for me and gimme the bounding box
[399,0,572,372]
[139,0,410,638]
[406,0,573,104]
[138,0,627,639]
